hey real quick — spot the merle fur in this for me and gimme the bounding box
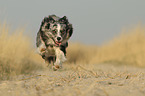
[36,15,73,62]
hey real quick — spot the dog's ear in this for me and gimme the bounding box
[59,16,69,24]
[62,16,67,20]
[41,17,48,26]
[40,16,56,31]
[41,16,55,25]
[39,17,49,31]
[67,24,73,37]
[48,16,55,23]
[40,17,49,31]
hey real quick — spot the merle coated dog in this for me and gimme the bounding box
[36,15,73,70]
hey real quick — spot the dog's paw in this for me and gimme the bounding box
[52,65,60,71]
[55,65,60,69]
[52,66,57,71]
[40,48,46,52]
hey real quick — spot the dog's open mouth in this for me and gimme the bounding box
[55,41,62,46]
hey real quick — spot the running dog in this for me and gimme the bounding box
[36,15,73,70]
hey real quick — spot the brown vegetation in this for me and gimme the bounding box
[0,23,43,80]
[91,25,145,67]
[0,22,145,80]
[0,23,145,96]
[67,25,145,67]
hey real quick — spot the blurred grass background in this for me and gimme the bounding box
[0,22,145,80]
[90,25,145,67]
[0,23,43,80]
[66,25,145,67]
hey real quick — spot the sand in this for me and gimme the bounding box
[0,64,145,96]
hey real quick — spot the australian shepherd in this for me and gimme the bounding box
[36,15,73,70]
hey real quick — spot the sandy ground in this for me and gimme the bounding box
[0,64,145,96]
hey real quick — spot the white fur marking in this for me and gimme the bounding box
[57,24,61,37]
[54,47,66,67]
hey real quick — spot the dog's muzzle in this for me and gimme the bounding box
[55,36,62,46]
[57,37,61,41]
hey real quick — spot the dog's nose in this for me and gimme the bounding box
[57,37,61,41]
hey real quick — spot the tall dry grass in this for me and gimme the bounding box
[1,22,145,80]
[66,43,97,64]
[91,25,145,67]
[0,23,42,80]
[67,25,145,67]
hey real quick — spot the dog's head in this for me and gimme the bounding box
[39,15,73,46]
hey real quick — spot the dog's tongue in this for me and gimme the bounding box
[55,41,61,46]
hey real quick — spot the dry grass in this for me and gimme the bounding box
[0,23,43,80]
[0,22,145,95]
[67,25,145,67]
[91,25,145,67]
[1,22,145,81]
[66,43,97,64]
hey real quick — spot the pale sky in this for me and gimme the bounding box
[0,0,145,45]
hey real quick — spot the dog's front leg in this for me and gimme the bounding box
[53,47,66,70]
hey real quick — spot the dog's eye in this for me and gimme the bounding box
[60,30,65,34]
[52,30,57,33]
